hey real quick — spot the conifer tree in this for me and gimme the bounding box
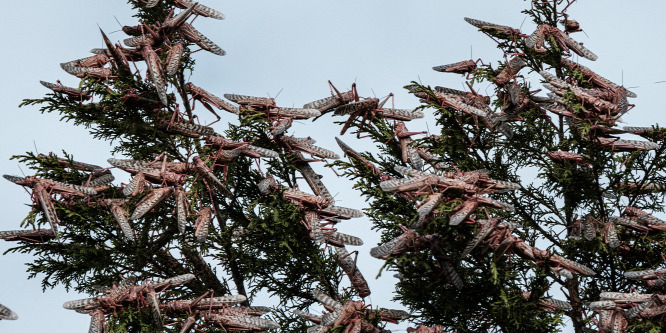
[2,1,406,332]
[331,1,666,332]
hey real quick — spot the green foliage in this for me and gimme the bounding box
[7,1,347,331]
[329,1,666,332]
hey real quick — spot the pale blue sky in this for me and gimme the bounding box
[1,1,665,331]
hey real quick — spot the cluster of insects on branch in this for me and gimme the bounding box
[3,0,427,331]
[329,1,665,331]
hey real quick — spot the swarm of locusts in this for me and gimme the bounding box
[1,0,422,331]
[350,2,661,332]
[4,0,666,331]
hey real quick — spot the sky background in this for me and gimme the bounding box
[1,1,665,332]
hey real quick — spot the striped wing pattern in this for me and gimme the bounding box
[394,165,428,177]
[88,311,104,333]
[193,156,233,198]
[245,145,279,158]
[272,107,321,119]
[89,173,115,187]
[63,297,100,310]
[34,182,60,240]
[370,236,403,259]
[559,32,597,61]
[307,325,327,333]
[0,304,17,320]
[381,108,424,120]
[216,314,280,330]
[165,43,185,76]
[416,193,443,220]
[110,203,134,241]
[130,187,173,220]
[442,261,463,290]
[194,207,212,242]
[297,163,335,204]
[320,307,344,326]
[312,290,342,310]
[147,290,162,326]
[324,205,364,219]
[326,231,363,246]
[180,23,226,56]
[303,90,354,112]
[448,200,478,226]
[123,172,145,197]
[175,189,187,234]
[379,176,430,192]
[176,0,225,19]
[461,220,495,257]
[142,44,168,106]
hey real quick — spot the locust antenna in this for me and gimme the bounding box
[470,45,473,59]
[418,75,422,84]
[621,70,624,86]
[106,19,123,35]
[33,140,40,155]
[269,88,284,100]
[519,16,528,30]
[371,88,377,98]
[18,164,26,177]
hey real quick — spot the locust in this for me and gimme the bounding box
[192,156,233,198]
[560,58,636,98]
[526,24,597,60]
[4,175,98,240]
[165,43,185,76]
[179,23,226,56]
[0,304,18,320]
[334,94,422,137]
[64,274,195,332]
[141,42,168,106]
[493,57,527,86]
[334,247,371,297]
[304,290,408,332]
[547,151,591,166]
[304,81,358,113]
[186,82,238,122]
[370,226,434,259]
[108,158,190,185]
[393,121,426,170]
[205,135,279,159]
[279,135,340,160]
[335,137,382,175]
[100,199,135,241]
[157,118,216,138]
[174,0,225,20]
[433,59,483,78]
[194,207,212,242]
[131,187,173,220]
[40,80,91,101]
[597,137,660,152]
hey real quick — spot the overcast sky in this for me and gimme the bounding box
[1,1,665,332]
